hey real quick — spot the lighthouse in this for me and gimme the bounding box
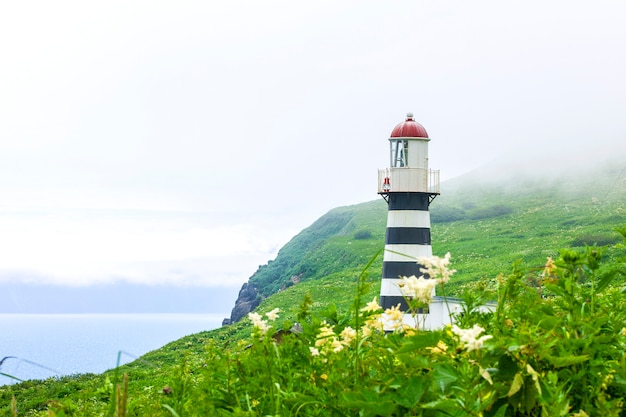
[378,113,440,328]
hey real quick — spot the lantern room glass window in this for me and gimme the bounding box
[390,139,408,167]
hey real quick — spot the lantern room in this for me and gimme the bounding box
[378,113,440,199]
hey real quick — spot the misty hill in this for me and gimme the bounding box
[227,150,626,323]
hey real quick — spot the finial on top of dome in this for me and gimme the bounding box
[406,112,414,121]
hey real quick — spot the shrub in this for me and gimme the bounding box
[468,204,513,220]
[431,206,466,223]
[571,233,621,247]
[353,230,372,240]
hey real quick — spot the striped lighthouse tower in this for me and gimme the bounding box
[378,113,440,328]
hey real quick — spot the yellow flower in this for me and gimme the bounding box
[362,315,383,337]
[361,297,382,312]
[382,304,404,332]
[340,326,357,345]
[331,339,344,353]
[317,321,335,339]
[542,257,557,278]
[428,340,449,354]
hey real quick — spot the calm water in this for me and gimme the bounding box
[0,313,225,385]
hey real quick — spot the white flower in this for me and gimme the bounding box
[398,275,437,304]
[248,312,270,335]
[265,308,280,321]
[382,304,404,332]
[248,312,262,323]
[451,324,493,352]
[361,297,382,313]
[309,347,320,356]
[418,252,456,284]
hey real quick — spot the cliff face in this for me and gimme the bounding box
[222,282,260,326]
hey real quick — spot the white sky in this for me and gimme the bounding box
[1,0,625,287]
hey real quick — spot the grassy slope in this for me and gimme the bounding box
[3,157,626,413]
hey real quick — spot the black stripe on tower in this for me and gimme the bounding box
[380,295,429,312]
[385,227,431,245]
[382,261,423,278]
[380,295,410,310]
[388,192,430,210]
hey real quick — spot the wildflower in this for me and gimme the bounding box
[265,308,280,321]
[314,321,340,353]
[340,326,357,345]
[362,315,383,337]
[398,275,437,304]
[331,339,344,353]
[621,327,626,337]
[382,304,404,332]
[317,321,336,339]
[248,312,262,323]
[428,340,449,354]
[451,324,493,352]
[319,373,328,381]
[309,347,320,356]
[255,320,270,335]
[361,297,382,312]
[248,312,270,335]
[541,257,557,278]
[418,252,456,284]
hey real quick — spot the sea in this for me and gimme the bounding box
[0,313,226,386]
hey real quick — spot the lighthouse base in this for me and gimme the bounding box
[383,297,496,332]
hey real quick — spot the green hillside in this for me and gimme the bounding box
[240,154,626,311]
[3,156,626,415]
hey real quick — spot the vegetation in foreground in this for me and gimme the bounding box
[3,226,626,416]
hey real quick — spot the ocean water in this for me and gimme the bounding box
[0,313,225,385]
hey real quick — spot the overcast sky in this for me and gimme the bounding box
[1,1,625,289]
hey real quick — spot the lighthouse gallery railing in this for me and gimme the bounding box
[377,168,440,194]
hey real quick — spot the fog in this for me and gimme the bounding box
[0,1,625,301]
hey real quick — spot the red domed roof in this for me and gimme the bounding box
[390,113,429,138]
